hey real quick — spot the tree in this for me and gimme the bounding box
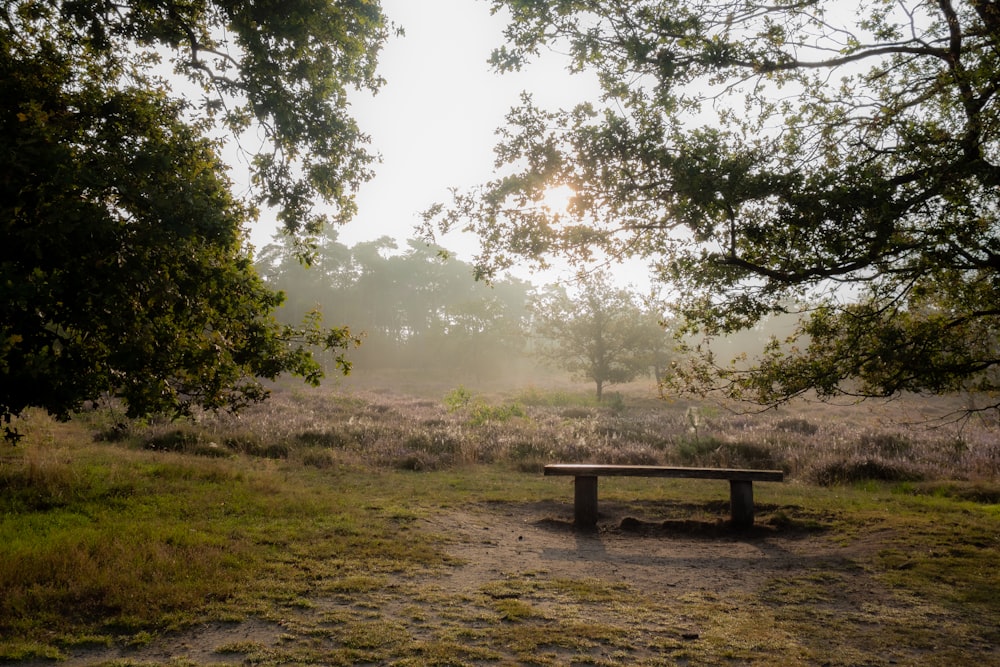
[257,234,534,378]
[256,226,356,324]
[531,272,660,400]
[636,292,677,384]
[1,1,387,437]
[427,0,1000,414]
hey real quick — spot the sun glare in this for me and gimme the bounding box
[540,184,576,214]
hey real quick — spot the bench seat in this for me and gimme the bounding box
[544,464,784,527]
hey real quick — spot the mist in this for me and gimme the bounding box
[255,229,807,401]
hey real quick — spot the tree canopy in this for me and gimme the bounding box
[1,0,388,437]
[427,0,1000,412]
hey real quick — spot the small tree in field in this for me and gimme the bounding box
[531,272,665,401]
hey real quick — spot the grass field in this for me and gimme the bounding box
[1,379,998,665]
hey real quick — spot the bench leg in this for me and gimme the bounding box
[729,480,754,528]
[574,475,599,526]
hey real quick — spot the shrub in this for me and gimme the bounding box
[775,418,819,435]
[514,459,546,473]
[606,447,661,466]
[260,443,290,459]
[295,430,352,449]
[92,421,135,443]
[190,443,231,458]
[809,457,924,486]
[300,450,338,469]
[595,422,670,449]
[509,440,550,461]
[674,436,726,465]
[403,432,460,456]
[391,451,443,472]
[674,437,780,469]
[603,392,626,413]
[857,432,912,457]
[223,433,266,454]
[443,386,473,412]
[468,402,527,426]
[719,441,781,469]
[143,428,202,453]
[224,435,289,459]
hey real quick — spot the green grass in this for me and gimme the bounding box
[1,388,998,664]
[0,433,458,659]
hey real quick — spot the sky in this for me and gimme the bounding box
[248,0,601,281]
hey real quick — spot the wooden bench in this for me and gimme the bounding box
[544,464,784,528]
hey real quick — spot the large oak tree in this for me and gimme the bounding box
[429,0,1000,413]
[1,0,389,437]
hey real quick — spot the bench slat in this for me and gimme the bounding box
[544,464,783,483]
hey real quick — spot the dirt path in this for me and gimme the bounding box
[425,499,859,600]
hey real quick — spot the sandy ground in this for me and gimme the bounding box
[427,499,843,599]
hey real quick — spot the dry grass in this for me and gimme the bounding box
[121,379,999,485]
[2,378,998,664]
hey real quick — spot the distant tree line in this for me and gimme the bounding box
[256,231,677,399]
[256,231,534,381]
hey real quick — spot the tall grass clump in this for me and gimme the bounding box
[0,445,252,646]
[774,417,819,435]
[673,437,782,470]
[793,428,923,485]
[383,431,463,471]
[809,457,926,486]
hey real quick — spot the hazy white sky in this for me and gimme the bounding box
[249,0,598,267]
